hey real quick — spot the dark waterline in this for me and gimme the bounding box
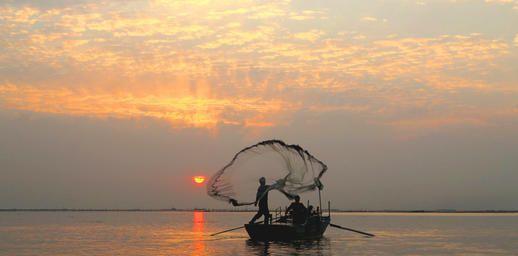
[1,209,517,212]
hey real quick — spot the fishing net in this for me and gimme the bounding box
[207,140,327,206]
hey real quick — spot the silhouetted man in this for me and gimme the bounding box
[285,195,307,225]
[249,177,270,224]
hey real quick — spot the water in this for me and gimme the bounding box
[1,212,517,255]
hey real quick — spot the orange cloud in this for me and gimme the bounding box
[0,84,297,130]
[0,0,516,134]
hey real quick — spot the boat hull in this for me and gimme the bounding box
[245,216,330,241]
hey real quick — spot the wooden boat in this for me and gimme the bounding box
[210,199,374,239]
[245,215,330,241]
[245,200,332,241]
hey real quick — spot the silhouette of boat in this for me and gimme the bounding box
[244,202,331,241]
[245,215,330,241]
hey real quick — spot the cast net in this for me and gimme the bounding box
[207,140,327,206]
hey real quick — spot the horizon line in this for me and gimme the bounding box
[1,208,517,213]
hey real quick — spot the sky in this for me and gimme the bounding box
[1,0,517,210]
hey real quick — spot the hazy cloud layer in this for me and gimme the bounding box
[1,0,517,209]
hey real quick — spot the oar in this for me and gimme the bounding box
[210,225,246,236]
[210,216,282,236]
[330,223,375,237]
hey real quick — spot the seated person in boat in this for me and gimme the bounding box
[307,205,314,217]
[285,195,307,225]
[249,177,270,224]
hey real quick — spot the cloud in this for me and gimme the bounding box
[361,16,378,22]
[485,0,518,10]
[0,84,297,129]
[292,30,325,42]
[0,0,516,133]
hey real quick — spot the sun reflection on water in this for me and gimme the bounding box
[192,211,205,256]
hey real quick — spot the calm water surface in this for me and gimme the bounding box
[1,212,517,255]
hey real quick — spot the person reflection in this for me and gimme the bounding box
[245,239,330,256]
[245,240,271,256]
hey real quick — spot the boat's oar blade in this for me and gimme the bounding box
[330,223,375,237]
[210,225,245,236]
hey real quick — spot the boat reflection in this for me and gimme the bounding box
[245,238,331,256]
[192,211,205,256]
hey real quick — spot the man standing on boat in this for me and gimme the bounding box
[249,177,270,224]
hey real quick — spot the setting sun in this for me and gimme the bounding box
[193,176,206,184]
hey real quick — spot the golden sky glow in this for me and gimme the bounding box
[0,0,517,132]
[1,0,518,210]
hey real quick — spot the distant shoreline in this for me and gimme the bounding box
[1,209,517,213]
